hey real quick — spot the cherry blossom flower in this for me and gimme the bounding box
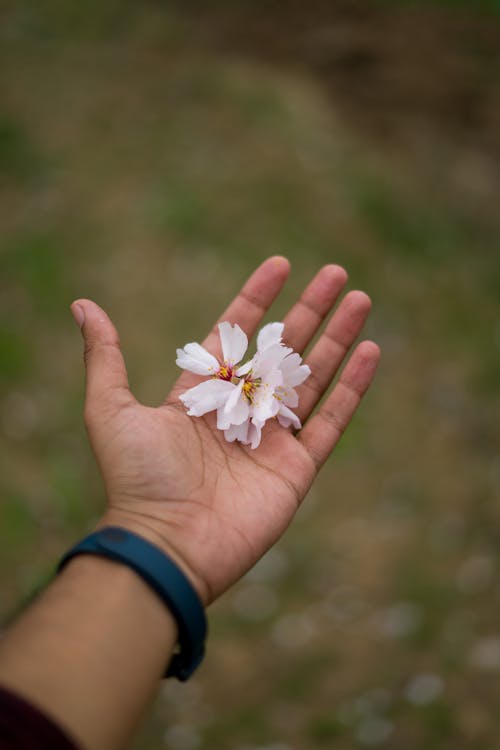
[176,323,248,417]
[176,322,248,380]
[176,321,310,448]
[253,323,311,430]
[221,342,290,448]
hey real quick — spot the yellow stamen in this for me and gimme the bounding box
[243,377,262,403]
[243,381,254,398]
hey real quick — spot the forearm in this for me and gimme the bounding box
[0,553,178,750]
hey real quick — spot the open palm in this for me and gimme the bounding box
[72,257,380,604]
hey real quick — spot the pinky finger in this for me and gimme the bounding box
[298,340,381,470]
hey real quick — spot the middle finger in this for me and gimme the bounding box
[282,264,348,354]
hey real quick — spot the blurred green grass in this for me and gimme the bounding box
[375,0,500,12]
[1,2,500,749]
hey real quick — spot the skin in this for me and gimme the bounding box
[0,257,380,750]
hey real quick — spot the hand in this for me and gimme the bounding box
[71,257,380,605]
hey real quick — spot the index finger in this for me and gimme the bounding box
[201,255,290,357]
[168,256,290,402]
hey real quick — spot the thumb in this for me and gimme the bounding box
[71,299,133,408]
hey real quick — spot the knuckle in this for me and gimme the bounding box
[83,339,121,367]
[299,296,322,321]
[321,408,346,435]
[308,443,323,469]
[83,341,94,367]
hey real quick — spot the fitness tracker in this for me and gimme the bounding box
[57,526,207,681]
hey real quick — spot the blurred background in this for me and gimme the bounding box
[1,1,500,748]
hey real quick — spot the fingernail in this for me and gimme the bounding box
[71,303,85,328]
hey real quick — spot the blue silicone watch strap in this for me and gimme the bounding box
[57,527,207,681]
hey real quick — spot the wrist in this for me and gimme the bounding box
[59,526,207,681]
[94,510,210,606]
[59,553,178,642]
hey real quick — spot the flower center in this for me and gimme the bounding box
[217,364,233,381]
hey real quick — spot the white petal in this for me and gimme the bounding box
[277,403,302,430]
[180,379,235,417]
[176,343,219,375]
[257,322,284,352]
[250,363,283,423]
[252,400,279,423]
[218,322,248,365]
[279,352,301,376]
[217,406,231,431]
[249,420,263,449]
[290,364,311,387]
[218,381,249,428]
[277,386,299,408]
[224,379,244,413]
[251,383,280,422]
[253,344,290,378]
[235,359,253,377]
[280,353,311,387]
[224,420,250,444]
[226,394,250,426]
[260,366,284,396]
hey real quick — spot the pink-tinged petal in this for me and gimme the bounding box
[176,342,219,375]
[224,420,250,444]
[277,404,302,430]
[218,322,248,365]
[179,379,235,417]
[257,322,284,352]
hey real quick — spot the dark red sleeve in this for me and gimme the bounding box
[0,685,79,749]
